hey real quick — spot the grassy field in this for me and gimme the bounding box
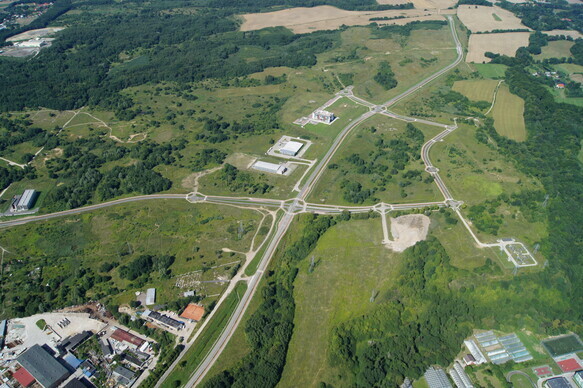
[430,123,546,245]
[534,40,575,60]
[509,373,535,388]
[318,25,458,105]
[473,63,508,79]
[0,201,262,318]
[452,79,499,102]
[491,84,527,141]
[308,115,443,205]
[544,85,583,107]
[429,211,497,269]
[278,218,398,388]
[160,281,247,388]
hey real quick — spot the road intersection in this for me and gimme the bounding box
[0,15,536,388]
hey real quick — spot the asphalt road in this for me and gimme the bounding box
[0,194,187,228]
[421,127,457,201]
[181,16,464,387]
[0,16,463,388]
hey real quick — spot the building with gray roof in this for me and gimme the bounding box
[16,344,70,388]
[425,366,453,388]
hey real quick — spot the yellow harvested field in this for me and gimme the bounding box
[466,32,530,63]
[491,84,526,141]
[457,5,529,32]
[239,6,444,34]
[377,0,456,9]
[7,27,65,42]
[452,80,499,102]
[545,29,582,39]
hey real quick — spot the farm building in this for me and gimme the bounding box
[142,310,185,331]
[13,189,38,211]
[145,288,156,305]
[280,141,304,156]
[16,344,70,388]
[252,161,287,175]
[180,303,205,322]
[312,110,336,124]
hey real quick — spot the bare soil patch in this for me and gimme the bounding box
[385,214,430,252]
[466,32,530,63]
[457,5,528,32]
[240,6,442,34]
[6,27,65,42]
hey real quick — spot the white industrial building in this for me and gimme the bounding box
[280,141,304,156]
[13,189,38,211]
[16,38,47,48]
[145,288,156,306]
[252,161,287,175]
[312,110,336,124]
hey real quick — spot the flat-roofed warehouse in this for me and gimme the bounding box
[16,344,70,388]
[280,141,304,156]
[252,161,287,175]
[15,189,38,211]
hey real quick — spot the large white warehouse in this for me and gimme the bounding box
[280,141,304,156]
[252,161,287,175]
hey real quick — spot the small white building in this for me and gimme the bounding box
[280,141,304,156]
[252,161,287,175]
[17,38,47,48]
[312,110,336,124]
[145,288,156,306]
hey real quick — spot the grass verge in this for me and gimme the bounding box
[160,281,247,388]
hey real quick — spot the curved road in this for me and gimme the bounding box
[179,15,464,388]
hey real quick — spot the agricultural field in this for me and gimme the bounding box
[0,200,264,318]
[308,115,442,205]
[553,63,583,84]
[473,63,508,79]
[545,29,582,39]
[466,32,530,63]
[491,84,527,141]
[534,40,575,60]
[457,5,529,33]
[239,6,443,34]
[452,79,499,102]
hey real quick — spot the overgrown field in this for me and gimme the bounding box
[0,201,262,318]
[308,115,442,205]
[452,79,499,103]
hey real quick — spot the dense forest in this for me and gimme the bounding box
[0,9,340,116]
